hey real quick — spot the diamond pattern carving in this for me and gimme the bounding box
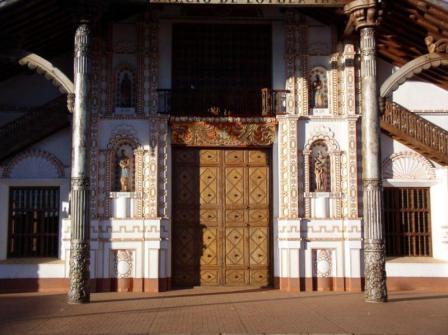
[250,228,268,265]
[173,148,271,287]
[200,167,218,205]
[225,150,245,164]
[250,270,269,286]
[225,168,244,205]
[249,209,269,225]
[201,270,219,285]
[200,209,219,225]
[173,228,195,266]
[200,150,219,164]
[226,228,244,265]
[249,150,268,164]
[225,270,246,285]
[201,228,218,265]
[249,167,268,206]
[226,209,245,225]
[176,167,196,205]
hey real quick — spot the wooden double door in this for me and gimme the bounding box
[172,148,271,287]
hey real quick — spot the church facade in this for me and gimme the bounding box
[0,0,447,302]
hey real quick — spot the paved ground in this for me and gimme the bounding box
[0,287,447,335]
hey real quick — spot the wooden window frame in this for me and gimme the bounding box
[8,186,60,258]
[384,187,432,257]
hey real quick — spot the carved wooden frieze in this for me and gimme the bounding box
[170,120,277,147]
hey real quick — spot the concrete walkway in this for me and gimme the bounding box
[0,287,447,335]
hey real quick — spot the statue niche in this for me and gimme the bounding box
[115,66,136,114]
[311,141,330,192]
[310,67,328,110]
[114,144,134,192]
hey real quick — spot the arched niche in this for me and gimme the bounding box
[309,66,329,112]
[106,134,140,193]
[114,64,137,115]
[303,127,342,219]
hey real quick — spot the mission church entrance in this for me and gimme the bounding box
[170,21,273,287]
[172,148,272,287]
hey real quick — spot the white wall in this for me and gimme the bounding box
[393,81,448,112]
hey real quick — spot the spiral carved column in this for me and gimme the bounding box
[68,22,92,304]
[345,0,387,303]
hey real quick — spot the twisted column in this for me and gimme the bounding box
[345,0,387,303]
[68,22,92,304]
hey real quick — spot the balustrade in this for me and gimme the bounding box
[381,100,448,165]
[158,88,288,117]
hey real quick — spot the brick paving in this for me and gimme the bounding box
[0,287,447,335]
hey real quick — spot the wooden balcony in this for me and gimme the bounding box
[381,100,448,166]
[158,88,288,117]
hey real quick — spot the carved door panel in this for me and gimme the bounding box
[198,150,221,285]
[223,150,270,286]
[172,149,200,286]
[173,148,271,287]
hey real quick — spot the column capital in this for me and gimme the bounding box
[70,0,108,25]
[344,0,381,32]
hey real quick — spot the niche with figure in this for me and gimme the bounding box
[113,143,135,192]
[310,141,331,193]
[303,131,343,219]
[309,67,328,110]
[115,66,136,114]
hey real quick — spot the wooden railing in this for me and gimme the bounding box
[381,100,448,166]
[158,88,288,117]
[0,95,70,162]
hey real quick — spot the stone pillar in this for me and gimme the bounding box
[345,0,387,303]
[68,21,92,304]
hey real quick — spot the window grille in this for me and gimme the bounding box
[384,187,431,257]
[8,187,59,258]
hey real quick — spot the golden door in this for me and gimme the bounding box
[172,148,271,287]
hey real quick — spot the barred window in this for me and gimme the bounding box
[8,187,59,258]
[384,187,432,257]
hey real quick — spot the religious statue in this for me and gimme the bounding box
[314,151,329,192]
[311,74,325,108]
[118,149,131,192]
[119,73,132,108]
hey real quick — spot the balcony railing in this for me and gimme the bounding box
[158,88,288,117]
[381,100,448,166]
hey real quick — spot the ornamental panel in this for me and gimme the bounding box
[170,120,276,147]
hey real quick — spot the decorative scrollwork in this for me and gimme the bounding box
[171,121,277,147]
[425,35,448,54]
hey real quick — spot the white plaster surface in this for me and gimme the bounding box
[386,261,448,277]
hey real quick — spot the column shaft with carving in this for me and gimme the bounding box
[68,22,92,304]
[360,26,387,303]
[345,0,387,303]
